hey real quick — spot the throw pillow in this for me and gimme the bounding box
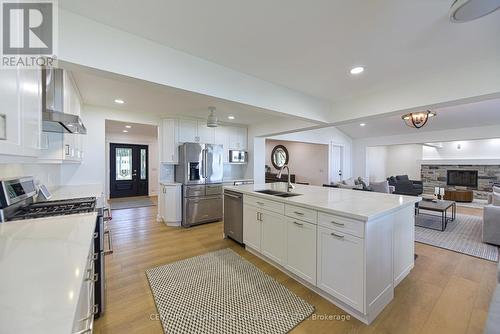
[493,186,500,195]
[370,181,389,194]
[344,178,355,187]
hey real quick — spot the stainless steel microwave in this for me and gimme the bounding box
[229,150,248,164]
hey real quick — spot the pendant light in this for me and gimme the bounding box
[207,106,218,127]
[402,110,436,129]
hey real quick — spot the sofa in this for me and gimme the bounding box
[483,188,500,246]
[484,261,500,334]
[387,175,423,196]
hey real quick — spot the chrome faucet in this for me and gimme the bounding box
[278,165,295,192]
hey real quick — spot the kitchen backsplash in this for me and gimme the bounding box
[160,164,175,182]
[0,164,61,186]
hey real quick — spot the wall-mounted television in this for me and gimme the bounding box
[447,170,478,188]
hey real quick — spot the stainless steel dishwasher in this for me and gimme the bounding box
[224,190,243,244]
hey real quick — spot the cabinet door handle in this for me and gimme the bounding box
[293,221,303,226]
[256,201,264,206]
[85,273,99,282]
[294,211,304,216]
[331,221,345,227]
[330,232,345,239]
[256,212,259,221]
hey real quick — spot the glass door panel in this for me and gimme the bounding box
[115,148,132,180]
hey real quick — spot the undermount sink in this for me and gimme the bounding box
[255,189,302,198]
[275,192,302,198]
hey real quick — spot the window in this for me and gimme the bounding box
[115,148,132,180]
[140,148,147,180]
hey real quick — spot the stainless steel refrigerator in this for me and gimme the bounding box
[175,143,224,227]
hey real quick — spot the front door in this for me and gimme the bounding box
[110,143,148,198]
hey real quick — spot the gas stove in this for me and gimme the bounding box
[8,197,97,221]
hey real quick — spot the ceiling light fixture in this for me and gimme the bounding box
[359,123,366,127]
[114,99,125,104]
[228,115,235,120]
[350,66,364,75]
[207,106,218,128]
[402,110,436,129]
[449,0,500,22]
[122,130,128,133]
[125,125,132,129]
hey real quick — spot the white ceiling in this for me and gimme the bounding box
[336,98,500,139]
[64,63,285,125]
[60,0,500,102]
[105,120,157,139]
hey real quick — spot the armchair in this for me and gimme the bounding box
[483,201,500,246]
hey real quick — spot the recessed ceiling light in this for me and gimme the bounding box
[122,130,128,133]
[228,116,235,120]
[114,99,125,104]
[359,123,366,127]
[350,66,364,75]
[125,125,132,128]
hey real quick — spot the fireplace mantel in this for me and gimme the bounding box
[418,159,500,165]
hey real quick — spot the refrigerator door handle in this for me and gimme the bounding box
[204,148,208,180]
[200,149,205,181]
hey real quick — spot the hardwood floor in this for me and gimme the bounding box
[94,203,496,334]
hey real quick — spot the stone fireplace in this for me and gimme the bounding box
[421,164,500,200]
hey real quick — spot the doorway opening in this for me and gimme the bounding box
[110,143,149,198]
[105,120,158,203]
[329,143,345,183]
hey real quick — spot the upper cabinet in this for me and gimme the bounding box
[0,68,41,158]
[161,118,248,165]
[228,126,247,150]
[160,119,179,164]
[178,119,215,144]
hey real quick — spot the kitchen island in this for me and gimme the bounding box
[224,182,421,324]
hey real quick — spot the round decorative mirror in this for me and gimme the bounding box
[271,145,289,170]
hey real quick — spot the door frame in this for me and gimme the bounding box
[109,142,149,198]
[328,142,345,184]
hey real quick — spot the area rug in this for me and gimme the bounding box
[415,213,498,262]
[109,196,155,210]
[146,248,314,334]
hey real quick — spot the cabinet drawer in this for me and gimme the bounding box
[318,212,364,238]
[285,204,317,224]
[244,195,284,215]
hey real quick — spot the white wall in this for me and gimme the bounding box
[422,138,500,160]
[385,144,423,180]
[366,146,387,182]
[60,105,160,198]
[265,139,329,186]
[105,132,159,196]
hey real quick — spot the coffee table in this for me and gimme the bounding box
[415,199,456,231]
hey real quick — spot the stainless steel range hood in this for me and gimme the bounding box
[42,68,87,134]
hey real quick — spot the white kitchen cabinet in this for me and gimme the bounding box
[260,209,287,265]
[178,119,198,143]
[317,225,365,312]
[178,119,215,144]
[243,204,261,251]
[229,126,247,150]
[0,68,42,157]
[214,126,230,163]
[285,218,317,285]
[20,69,42,151]
[197,121,215,144]
[71,245,96,334]
[159,183,182,226]
[160,119,179,164]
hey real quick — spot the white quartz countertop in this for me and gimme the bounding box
[225,183,421,221]
[0,212,98,334]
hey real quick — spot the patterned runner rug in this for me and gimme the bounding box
[146,248,314,334]
[415,213,498,261]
